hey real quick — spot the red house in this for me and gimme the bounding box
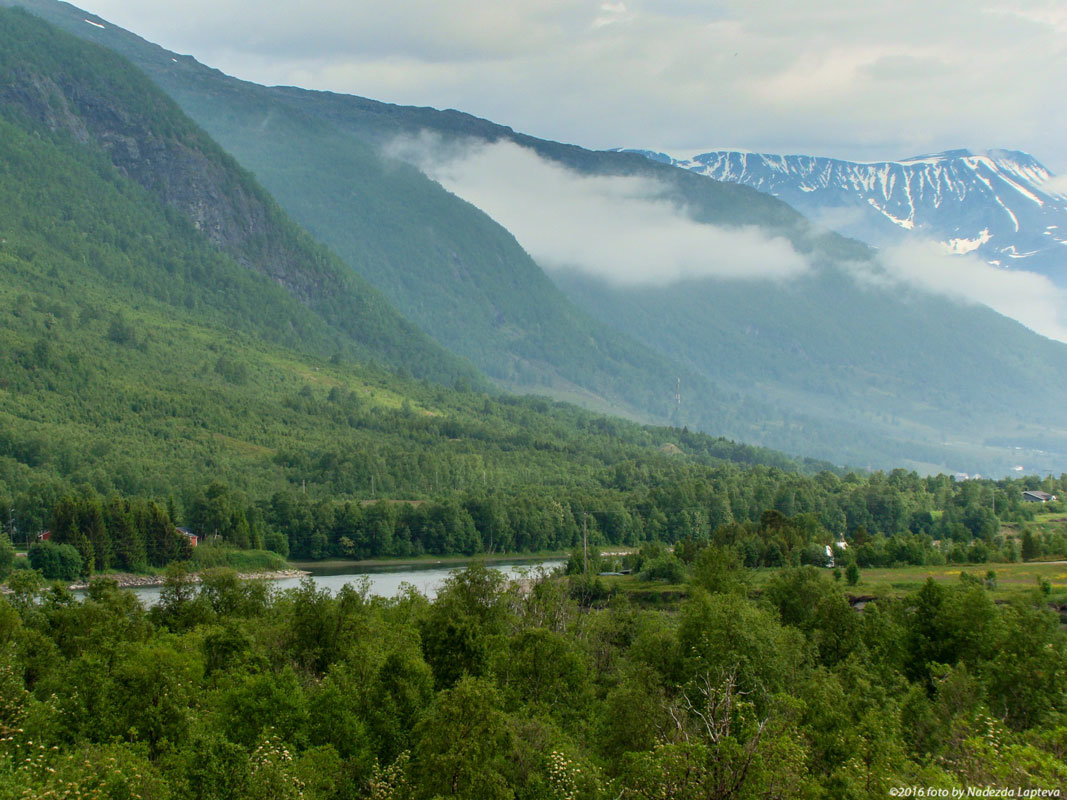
[176,527,198,547]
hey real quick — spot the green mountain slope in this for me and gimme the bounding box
[0,7,833,539]
[0,0,769,429]
[0,7,480,388]
[14,0,1067,474]
[0,99,801,530]
[240,81,1067,474]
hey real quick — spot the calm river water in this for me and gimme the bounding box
[126,558,565,606]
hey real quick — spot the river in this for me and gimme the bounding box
[125,558,566,606]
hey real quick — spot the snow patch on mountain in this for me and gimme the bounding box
[943,228,991,255]
[623,147,1067,285]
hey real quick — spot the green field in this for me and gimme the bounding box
[595,560,1067,611]
[837,561,1067,604]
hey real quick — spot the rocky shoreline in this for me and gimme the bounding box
[64,569,311,591]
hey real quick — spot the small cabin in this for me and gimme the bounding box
[176,526,198,547]
[1022,490,1057,503]
[37,530,52,541]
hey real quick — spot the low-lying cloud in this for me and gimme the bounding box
[1040,173,1067,196]
[389,134,1067,342]
[389,136,810,285]
[872,240,1067,343]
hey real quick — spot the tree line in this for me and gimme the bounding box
[4,465,1067,579]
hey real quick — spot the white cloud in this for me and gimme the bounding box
[1040,173,1067,196]
[871,240,1067,342]
[391,134,1067,341]
[388,136,810,285]
[594,1,635,28]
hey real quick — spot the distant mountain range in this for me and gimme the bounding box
[626,148,1067,283]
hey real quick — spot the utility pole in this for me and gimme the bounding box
[583,512,588,576]
[674,377,681,422]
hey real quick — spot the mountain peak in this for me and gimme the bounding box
[905,147,974,160]
[637,145,1067,283]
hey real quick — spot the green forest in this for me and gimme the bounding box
[0,559,1064,799]
[8,451,1067,581]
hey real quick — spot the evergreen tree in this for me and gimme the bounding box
[79,494,110,573]
[107,496,146,572]
[1021,528,1039,561]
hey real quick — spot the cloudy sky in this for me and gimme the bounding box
[80,0,1067,171]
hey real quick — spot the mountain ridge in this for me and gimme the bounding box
[0,6,483,387]
[12,0,1067,475]
[624,146,1067,283]
[1,0,792,435]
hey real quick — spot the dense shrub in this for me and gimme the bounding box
[190,544,287,572]
[263,531,290,558]
[639,554,686,583]
[799,543,831,567]
[28,540,83,581]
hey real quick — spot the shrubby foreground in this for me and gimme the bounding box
[0,560,1064,799]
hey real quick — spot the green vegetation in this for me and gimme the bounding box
[190,543,289,573]
[0,535,12,579]
[0,8,1063,799]
[782,560,1067,605]
[0,559,1064,798]
[27,539,82,580]
[1011,509,1067,565]
[17,0,1067,472]
[0,7,479,389]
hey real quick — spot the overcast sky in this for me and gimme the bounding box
[80,0,1067,171]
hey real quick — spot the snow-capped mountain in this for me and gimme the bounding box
[627,147,1067,283]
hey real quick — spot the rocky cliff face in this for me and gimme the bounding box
[0,60,335,304]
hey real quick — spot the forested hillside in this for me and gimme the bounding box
[0,8,835,557]
[0,84,802,548]
[0,8,479,388]
[0,8,1056,587]
[15,0,1067,474]
[3,0,744,429]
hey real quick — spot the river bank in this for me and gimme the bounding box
[64,568,311,592]
[5,552,570,595]
[72,559,564,606]
[291,551,570,571]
